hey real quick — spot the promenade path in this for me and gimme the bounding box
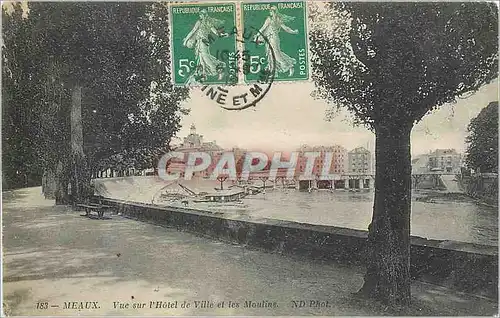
[2,187,497,316]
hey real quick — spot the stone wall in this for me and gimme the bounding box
[99,198,498,299]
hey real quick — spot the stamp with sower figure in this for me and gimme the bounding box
[242,1,308,83]
[170,3,237,86]
[169,2,307,109]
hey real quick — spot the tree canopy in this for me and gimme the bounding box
[465,101,498,173]
[310,2,498,129]
[2,2,189,189]
[309,2,498,306]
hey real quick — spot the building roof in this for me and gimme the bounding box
[201,141,223,150]
[429,149,460,156]
[297,145,347,152]
[412,154,429,165]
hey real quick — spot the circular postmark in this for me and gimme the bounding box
[187,26,276,111]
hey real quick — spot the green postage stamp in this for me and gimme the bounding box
[170,3,237,86]
[169,1,308,86]
[241,1,308,83]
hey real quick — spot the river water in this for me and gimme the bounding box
[95,177,498,246]
[237,190,498,246]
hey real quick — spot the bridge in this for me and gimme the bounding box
[241,170,461,192]
[243,170,458,180]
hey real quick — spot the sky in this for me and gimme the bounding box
[176,80,498,157]
[173,1,498,157]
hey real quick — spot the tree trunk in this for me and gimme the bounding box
[42,168,56,199]
[358,124,412,307]
[70,84,90,204]
[54,159,70,205]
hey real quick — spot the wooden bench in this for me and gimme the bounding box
[76,203,113,219]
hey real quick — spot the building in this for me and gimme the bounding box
[428,149,462,173]
[175,124,222,153]
[167,124,224,178]
[411,154,431,174]
[230,147,247,173]
[295,145,348,178]
[234,150,289,181]
[348,147,372,174]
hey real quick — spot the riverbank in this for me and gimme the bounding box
[414,191,475,202]
[461,173,499,207]
[414,190,499,208]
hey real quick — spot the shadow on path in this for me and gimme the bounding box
[2,187,498,316]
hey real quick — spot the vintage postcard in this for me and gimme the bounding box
[2,0,498,317]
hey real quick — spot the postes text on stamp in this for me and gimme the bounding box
[241,1,308,83]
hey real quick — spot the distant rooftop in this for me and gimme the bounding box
[429,149,460,156]
[297,145,347,151]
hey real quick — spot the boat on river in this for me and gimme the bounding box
[153,181,251,211]
[193,189,246,203]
